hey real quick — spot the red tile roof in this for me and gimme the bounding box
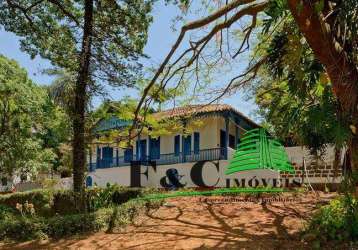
[152,104,259,127]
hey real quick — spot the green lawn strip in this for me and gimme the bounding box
[136,187,286,200]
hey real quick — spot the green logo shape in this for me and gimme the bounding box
[226,128,295,174]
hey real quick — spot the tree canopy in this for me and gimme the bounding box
[0,0,154,193]
[133,0,358,170]
[0,55,69,179]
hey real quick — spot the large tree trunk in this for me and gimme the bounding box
[288,0,358,171]
[72,0,93,195]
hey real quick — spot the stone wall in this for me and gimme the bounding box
[280,146,343,184]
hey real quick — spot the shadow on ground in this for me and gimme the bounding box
[1,192,337,250]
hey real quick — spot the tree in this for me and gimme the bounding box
[252,14,350,153]
[133,0,358,172]
[0,55,56,179]
[0,0,153,194]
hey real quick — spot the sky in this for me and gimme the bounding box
[0,1,258,121]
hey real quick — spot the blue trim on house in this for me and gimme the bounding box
[89,147,226,169]
[124,148,133,162]
[136,139,147,161]
[149,137,160,160]
[93,116,132,133]
[174,135,180,156]
[86,176,92,187]
[194,132,200,154]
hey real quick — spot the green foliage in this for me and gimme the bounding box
[0,189,53,217]
[0,204,16,221]
[306,195,358,242]
[0,216,47,241]
[44,211,108,239]
[334,0,358,64]
[0,185,155,217]
[0,0,153,88]
[253,12,350,153]
[0,55,58,178]
[0,197,162,241]
[263,0,288,34]
[87,184,142,210]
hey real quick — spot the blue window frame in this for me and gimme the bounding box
[229,134,236,149]
[220,130,226,148]
[183,135,192,156]
[150,137,160,160]
[102,146,113,167]
[86,176,92,187]
[194,132,200,154]
[96,146,101,168]
[136,139,147,161]
[174,135,180,156]
[124,148,133,162]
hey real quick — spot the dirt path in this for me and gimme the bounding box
[1,192,337,250]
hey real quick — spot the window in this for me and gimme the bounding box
[150,137,160,160]
[174,135,180,156]
[136,139,147,161]
[229,134,236,149]
[124,148,133,162]
[194,132,200,154]
[220,130,226,148]
[183,135,192,155]
[86,176,92,187]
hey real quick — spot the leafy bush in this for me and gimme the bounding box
[52,190,84,215]
[0,189,53,216]
[0,217,46,241]
[0,204,16,221]
[0,185,158,216]
[0,199,162,241]
[305,195,358,242]
[44,210,110,238]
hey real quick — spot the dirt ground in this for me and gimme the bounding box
[1,192,340,250]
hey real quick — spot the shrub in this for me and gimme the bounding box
[52,190,83,215]
[0,217,46,241]
[0,204,16,221]
[0,189,52,216]
[0,199,162,241]
[0,185,159,216]
[305,195,358,242]
[45,210,110,238]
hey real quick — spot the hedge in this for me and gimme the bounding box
[0,199,162,241]
[0,189,53,216]
[0,186,156,216]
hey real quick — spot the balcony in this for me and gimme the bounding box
[89,147,227,171]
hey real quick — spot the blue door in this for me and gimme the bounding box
[86,176,92,187]
[220,130,226,157]
[150,137,160,160]
[96,146,101,168]
[183,135,192,156]
[220,130,226,148]
[136,140,147,161]
[174,135,180,156]
[194,132,200,154]
[124,148,133,162]
[102,147,113,167]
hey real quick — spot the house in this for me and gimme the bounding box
[86,104,264,188]
[87,104,344,189]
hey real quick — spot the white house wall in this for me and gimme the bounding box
[87,161,283,188]
[86,145,343,189]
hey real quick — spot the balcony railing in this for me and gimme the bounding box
[89,147,227,170]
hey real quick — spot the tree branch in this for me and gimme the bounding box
[129,0,268,136]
